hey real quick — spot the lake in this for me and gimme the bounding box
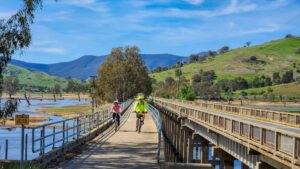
[0,99,90,160]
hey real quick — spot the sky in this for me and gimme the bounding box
[0,0,300,63]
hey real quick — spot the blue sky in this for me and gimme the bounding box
[0,0,300,63]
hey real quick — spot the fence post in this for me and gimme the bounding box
[25,134,28,161]
[42,126,45,155]
[20,125,25,169]
[66,124,69,142]
[5,139,8,160]
[53,127,55,149]
[62,121,65,152]
[77,117,80,142]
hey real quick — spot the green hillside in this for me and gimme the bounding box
[235,82,300,97]
[3,64,68,89]
[151,37,300,82]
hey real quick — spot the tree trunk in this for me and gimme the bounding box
[53,93,56,102]
[24,92,31,106]
[78,92,81,101]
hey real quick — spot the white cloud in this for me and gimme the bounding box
[29,47,66,54]
[183,0,204,5]
[237,23,280,35]
[46,0,109,13]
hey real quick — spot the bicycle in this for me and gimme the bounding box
[112,113,120,132]
[137,114,144,133]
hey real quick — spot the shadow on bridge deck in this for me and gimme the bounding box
[59,107,159,169]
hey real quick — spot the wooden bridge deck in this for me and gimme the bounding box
[60,106,159,169]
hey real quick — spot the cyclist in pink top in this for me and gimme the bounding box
[111,100,122,126]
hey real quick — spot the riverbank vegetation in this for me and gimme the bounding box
[35,104,91,119]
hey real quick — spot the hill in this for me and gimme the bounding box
[11,54,187,79]
[3,64,68,89]
[235,82,300,98]
[151,37,300,82]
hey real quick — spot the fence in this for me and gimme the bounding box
[176,99,300,127]
[153,98,300,168]
[148,104,162,164]
[0,100,132,163]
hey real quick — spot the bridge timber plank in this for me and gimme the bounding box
[60,106,158,169]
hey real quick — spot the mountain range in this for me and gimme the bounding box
[11,54,187,79]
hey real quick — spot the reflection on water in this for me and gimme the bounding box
[0,99,90,160]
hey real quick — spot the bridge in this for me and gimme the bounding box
[1,98,300,169]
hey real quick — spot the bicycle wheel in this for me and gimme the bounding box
[115,120,118,132]
[138,118,142,133]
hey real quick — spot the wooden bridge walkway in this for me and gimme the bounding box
[60,106,159,169]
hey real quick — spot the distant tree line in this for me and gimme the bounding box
[153,68,296,101]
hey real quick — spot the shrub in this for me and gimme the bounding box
[178,84,196,101]
[250,55,257,62]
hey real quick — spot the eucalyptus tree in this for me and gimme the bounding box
[0,0,46,119]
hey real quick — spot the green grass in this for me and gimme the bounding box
[3,64,68,88]
[36,105,91,116]
[235,82,300,97]
[151,37,300,82]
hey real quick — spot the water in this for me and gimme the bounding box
[192,145,242,169]
[0,99,90,160]
[247,105,300,113]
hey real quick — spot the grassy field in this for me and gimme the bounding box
[151,37,300,82]
[3,64,69,88]
[235,82,300,97]
[36,104,91,118]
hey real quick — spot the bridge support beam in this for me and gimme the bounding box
[200,141,209,164]
[219,150,235,169]
[187,128,194,163]
[241,163,249,169]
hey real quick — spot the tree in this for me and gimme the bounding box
[165,77,175,86]
[97,46,152,102]
[52,84,61,102]
[178,84,196,101]
[175,68,182,98]
[246,41,251,47]
[3,76,19,99]
[188,54,199,63]
[74,82,85,101]
[249,55,257,62]
[218,46,230,54]
[273,72,281,84]
[207,50,217,57]
[282,70,294,83]
[66,80,76,93]
[0,0,44,119]
[53,84,61,95]
[224,86,233,104]
[285,34,294,38]
[240,91,248,105]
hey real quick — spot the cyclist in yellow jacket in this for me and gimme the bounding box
[134,95,148,131]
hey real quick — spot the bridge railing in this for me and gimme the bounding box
[174,99,300,127]
[148,104,162,164]
[31,100,132,159]
[153,98,300,167]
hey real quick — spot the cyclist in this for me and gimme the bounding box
[111,100,122,126]
[133,95,148,131]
